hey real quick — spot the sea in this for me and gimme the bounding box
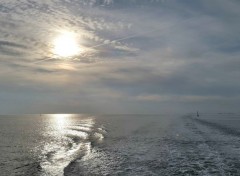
[1,113,240,176]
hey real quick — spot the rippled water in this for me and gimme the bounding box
[2,114,240,176]
[0,114,106,176]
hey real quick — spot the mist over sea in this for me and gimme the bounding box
[1,114,240,176]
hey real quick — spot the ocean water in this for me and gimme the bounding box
[1,114,240,176]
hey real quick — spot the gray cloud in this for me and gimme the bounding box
[0,0,240,114]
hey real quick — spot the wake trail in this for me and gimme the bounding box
[163,116,230,175]
[194,118,240,137]
[189,115,240,175]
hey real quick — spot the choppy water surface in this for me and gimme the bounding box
[1,114,240,176]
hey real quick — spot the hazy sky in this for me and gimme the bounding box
[0,0,240,114]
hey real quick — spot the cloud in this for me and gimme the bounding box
[0,0,240,113]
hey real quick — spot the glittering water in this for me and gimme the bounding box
[0,114,105,176]
[2,114,240,176]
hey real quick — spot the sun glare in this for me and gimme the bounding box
[52,32,81,57]
[51,114,72,129]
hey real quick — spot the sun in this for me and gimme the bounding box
[52,32,81,57]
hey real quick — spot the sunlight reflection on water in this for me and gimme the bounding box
[51,114,72,129]
[38,114,99,176]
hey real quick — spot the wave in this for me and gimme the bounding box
[39,117,106,176]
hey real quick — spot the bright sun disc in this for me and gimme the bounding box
[53,32,80,57]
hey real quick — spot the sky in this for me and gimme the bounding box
[0,0,240,114]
